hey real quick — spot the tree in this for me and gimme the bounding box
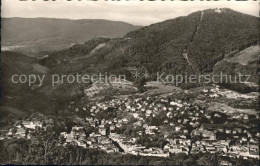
[134,77,147,93]
[11,128,17,136]
[28,126,60,164]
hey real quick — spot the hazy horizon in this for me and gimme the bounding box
[2,0,259,26]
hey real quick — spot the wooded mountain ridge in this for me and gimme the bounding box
[41,8,259,77]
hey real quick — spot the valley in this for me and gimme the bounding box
[0,8,259,165]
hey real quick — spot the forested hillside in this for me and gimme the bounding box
[42,8,259,78]
[188,8,258,72]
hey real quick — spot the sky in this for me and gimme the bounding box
[2,0,259,26]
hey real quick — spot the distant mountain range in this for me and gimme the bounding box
[1,18,142,56]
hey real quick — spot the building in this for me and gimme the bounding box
[15,128,26,137]
[22,121,42,129]
[99,127,107,136]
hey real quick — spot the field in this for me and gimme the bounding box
[225,45,259,65]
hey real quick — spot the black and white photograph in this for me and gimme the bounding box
[0,0,259,165]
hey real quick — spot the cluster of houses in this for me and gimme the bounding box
[59,125,119,153]
[2,120,43,139]
[61,126,87,148]
[109,133,167,157]
[66,91,259,158]
[1,84,259,160]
